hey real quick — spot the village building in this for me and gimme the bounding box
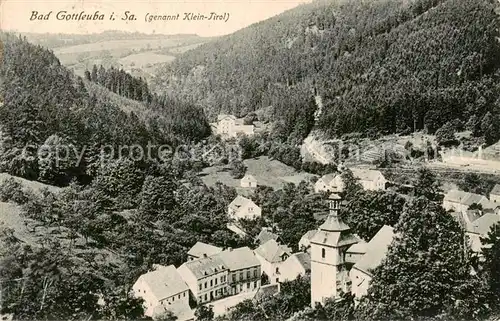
[314,169,386,194]
[281,252,311,282]
[187,242,223,261]
[254,239,293,284]
[212,114,255,138]
[240,174,258,188]
[348,225,395,301]
[217,247,261,295]
[451,211,500,254]
[177,255,229,304]
[254,228,281,245]
[443,189,497,213]
[490,184,500,204]
[299,230,318,253]
[133,265,191,319]
[252,283,281,302]
[310,194,360,307]
[228,195,261,220]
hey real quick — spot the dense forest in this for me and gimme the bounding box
[154,0,500,142]
[0,33,211,186]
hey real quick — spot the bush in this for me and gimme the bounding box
[230,160,247,179]
[0,177,30,205]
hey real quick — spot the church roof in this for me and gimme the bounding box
[310,230,359,248]
[319,214,351,232]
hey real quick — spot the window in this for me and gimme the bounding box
[184,292,186,297]
[204,282,207,289]
[246,271,250,279]
[322,248,326,258]
[210,280,213,287]
[254,281,257,288]
[178,294,180,299]
[215,278,218,285]
[172,296,175,302]
[276,278,279,283]
[204,294,207,301]
[232,273,236,281]
[247,282,250,289]
[220,276,224,283]
[240,272,244,280]
[199,284,202,290]
[253,269,257,278]
[275,267,279,274]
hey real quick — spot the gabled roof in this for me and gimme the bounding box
[444,190,495,208]
[255,229,280,244]
[254,239,292,263]
[153,301,194,321]
[187,242,223,258]
[228,195,258,212]
[491,184,500,196]
[253,283,280,302]
[353,225,395,276]
[215,247,260,271]
[285,252,311,272]
[350,168,385,182]
[218,114,236,121]
[469,213,500,235]
[241,174,257,182]
[179,255,227,279]
[300,230,318,242]
[347,239,368,254]
[135,265,189,300]
[319,173,339,185]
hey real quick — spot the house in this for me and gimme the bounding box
[314,173,343,193]
[349,225,395,301]
[490,184,500,204]
[133,265,190,318]
[217,247,261,295]
[254,228,281,245]
[228,196,261,221]
[350,168,387,191]
[254,239,292,284]
[314,169,386,194]
[299,230,318,252]
[177,255,229,304]
[452,211,500,254]
[241,174,258,188]
[443,190,496,213]
[281,252,311,282]
[187,242,223,261]
[345,240,368,264]
[215,114,255,138]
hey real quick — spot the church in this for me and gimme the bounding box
[308,193,395,307]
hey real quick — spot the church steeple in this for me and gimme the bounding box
[320,194,350,232]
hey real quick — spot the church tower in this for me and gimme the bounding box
[310,193,359,307]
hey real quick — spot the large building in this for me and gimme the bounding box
[310,194,360,307]
[314,169,386,194]
[177,255,229,304]
[218,247,261,295]
[254,239,292,284]
[348,225,395,301]
[133,265,191,318]
[443,189,497,213]
[212,114,255,138]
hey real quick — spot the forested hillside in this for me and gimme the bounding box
[154,0,500,140]
[0,33,210,186]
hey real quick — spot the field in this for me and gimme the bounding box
[51,35,210,80]
[199,156,317,193]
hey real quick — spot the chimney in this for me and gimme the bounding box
[203,253,208,258]
[228,247,233,252]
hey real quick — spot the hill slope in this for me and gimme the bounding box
[153,0,500,139]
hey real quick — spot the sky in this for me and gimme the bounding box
[1,0,311,37]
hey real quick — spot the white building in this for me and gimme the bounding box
[218,247,261,295]
[177,255,229,304]
[348,225,395,301]
[310,194,360,307]
[281,252,311,282]
[228,195,261,221]
[490,184,500,204]
[314,169,386,194]
[187,242,223,261]
[254,239,292,284]
[241,174,258,188]
[451,211,500,254]
[214,115,255,138]
[443,190,496,213]
[133,265,191,319]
